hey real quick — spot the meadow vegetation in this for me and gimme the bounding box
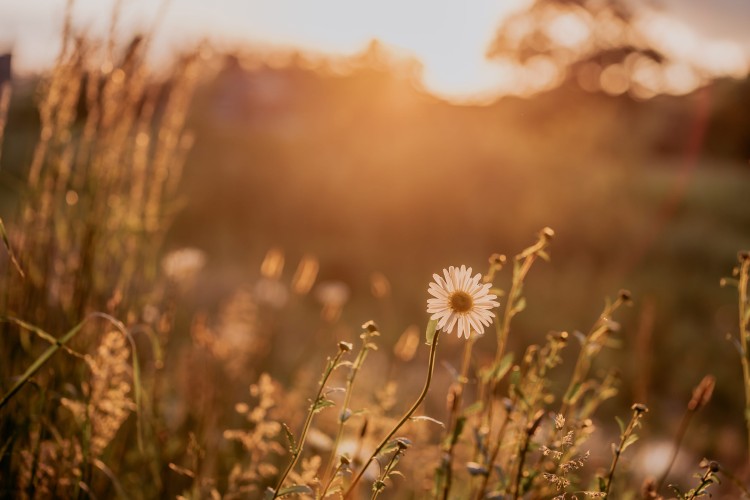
[1,11,750,500]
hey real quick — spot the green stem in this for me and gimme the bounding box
[321,340,372,492]
[273,349,347,497]
[439,335,475,500]
[344,330,441,499]
[511,410,543,500]
[560,297,624,418]
[603,407,643,498]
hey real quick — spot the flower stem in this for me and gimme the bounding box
[439,335,475,500]
[321,331,376,491]
[737,255,750,459]
[344,330,441,499]
[511,410,544,500]
[273,347,347,498]
[603,405,646,498]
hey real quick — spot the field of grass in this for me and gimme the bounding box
[1,20,750,500]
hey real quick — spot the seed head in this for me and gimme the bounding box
[338,341,353,353]
[618,289,633,305]
[489,253,506,267]
[362,320,379,333]
[540,227,555,241]
[395,438,411,450]
[631,403,649,414]
[688,375,716,412]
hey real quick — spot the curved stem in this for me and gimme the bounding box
[656,410,692,490]
[344,330,441,499]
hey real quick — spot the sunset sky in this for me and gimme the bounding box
[1,0,748,101]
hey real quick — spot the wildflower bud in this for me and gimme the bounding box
[489,253,506,267]
[540,227,555,241]
[719,278,728,287]
[340,454,351,466]
[338,341,353,352]
[631,403,648,414]
[708,461,720,473]
[618,289,633,305]
[395,438,411,450]
[738,250,750,263]
[362,320,379,333]
[557,331,569,343]
[688,375,716,412]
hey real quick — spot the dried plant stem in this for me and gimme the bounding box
[560,295,627,418]
[495,245,539,365]
[473,405,512,500]
[273,347,348,497]
[440,335,475,500]
[603,405,646,498]
[321,331,376,492]
[511,410,544,500]
[656,409,692,491]
[737,256,750,458]
[344,330,441,499]
[657,374,715,491]
[686,466,715,500]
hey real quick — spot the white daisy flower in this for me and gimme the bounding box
[427,265,500,339]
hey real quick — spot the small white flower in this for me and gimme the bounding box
[427,265,500,339]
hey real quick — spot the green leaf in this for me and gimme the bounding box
[509,365,521,387]
[312,398,336,414]
[425,318,438,345]
[615,416,625,435]
[512,297,527,314]
[621,434,639,453]
[277,485,314,497]
[563,382,582,405]
[492,353,514,382]
[598,475,606,492]
[464,401,483,416]
[450,417,466,446]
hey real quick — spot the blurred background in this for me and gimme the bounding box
[1,0,750,494]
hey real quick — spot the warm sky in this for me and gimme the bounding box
[1,0,749,102]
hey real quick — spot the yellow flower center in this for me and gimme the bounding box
[449,291,473,313]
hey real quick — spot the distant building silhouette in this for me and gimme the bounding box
[0,53,10,84]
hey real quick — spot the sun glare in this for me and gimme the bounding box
[0,0,748,101]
